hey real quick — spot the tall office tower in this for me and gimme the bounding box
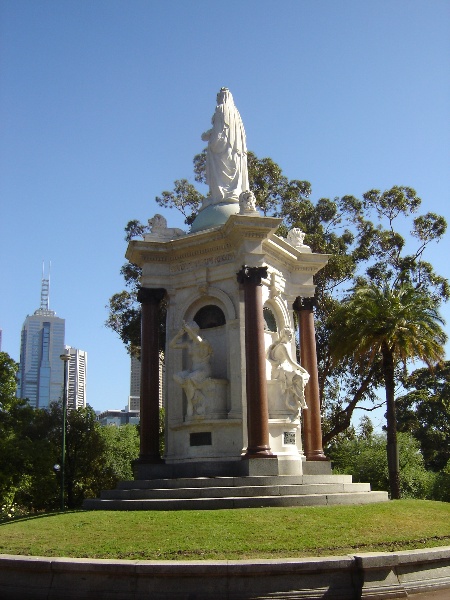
[17,270,65,409]
[66,346,87,410]
[127,353,165,412]
[128,354,141,412]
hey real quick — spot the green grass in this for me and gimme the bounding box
[1,500,449,561]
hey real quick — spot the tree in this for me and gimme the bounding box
[0,352,140,514]
[0,352,18,411]
[96,424,139,491]
[44,403,106,509]
[0,352,60,512]
[327,420,435,499]
[397,361,450,471]
[107,152,448,446]
[328,282,447,499]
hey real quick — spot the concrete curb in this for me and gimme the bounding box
[1,546,449,599]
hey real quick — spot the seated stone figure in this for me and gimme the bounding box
[267,328,310,414]
[170,321,213,418]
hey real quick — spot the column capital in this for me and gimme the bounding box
[137,287,166,304]
[236,265,268,286]
[293,296,316,312]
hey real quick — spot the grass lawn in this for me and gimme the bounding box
[0,500,449,561]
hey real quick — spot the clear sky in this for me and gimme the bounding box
[1,0,449,422]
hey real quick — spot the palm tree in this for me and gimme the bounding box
[328,282,447,499]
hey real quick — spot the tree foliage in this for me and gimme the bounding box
[397,361,450,472]
[328,282,446,498]
[0,354,140,514]
[327,419,436,500]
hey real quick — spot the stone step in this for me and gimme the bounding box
[116,474,354,490]
[83,490,389,511]
[101,482,371,500]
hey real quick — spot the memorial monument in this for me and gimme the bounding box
[84,90,388,508]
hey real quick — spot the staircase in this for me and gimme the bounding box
[83,474,389,510]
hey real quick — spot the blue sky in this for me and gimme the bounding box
[1,0,449,424]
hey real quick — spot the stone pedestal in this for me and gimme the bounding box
[127,214,329,476]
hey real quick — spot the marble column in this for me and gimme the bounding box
[137,287,166,463]
[237,266,274,458]
[294,297,327,461]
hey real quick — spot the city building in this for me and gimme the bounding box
[128,354,141,412]
[97,408,140,426]
[65,345,87,410]
[17,272,65,409]
[127,353,165,413]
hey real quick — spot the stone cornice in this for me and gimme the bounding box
[126,216,330,279]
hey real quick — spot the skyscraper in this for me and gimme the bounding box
[66,345,87,410]
[128,354,141,412]
[17,270,65,409]
[127,353,165,413]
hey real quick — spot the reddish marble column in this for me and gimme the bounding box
[294,297,327,461]
[137,287,166,463]
[237,266,274,458]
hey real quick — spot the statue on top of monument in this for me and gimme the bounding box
[201,88,249,205]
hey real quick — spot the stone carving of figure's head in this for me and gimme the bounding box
[185,320,200,334]
[217,87,232,106]
[279,328,293,343]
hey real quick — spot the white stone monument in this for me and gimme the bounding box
[83,89,390,509]
[126,89,330,478]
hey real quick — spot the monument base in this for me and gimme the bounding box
[132,456,307,480]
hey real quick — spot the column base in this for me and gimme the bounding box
[242,445,274,459]
[305,450,329,461]
[133,456,165,480]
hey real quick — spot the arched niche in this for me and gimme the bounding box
[178,290,234,383]
[263,297,293,380]
[175,286,236,331]
[194,305,226,329]
[263,306,277,332]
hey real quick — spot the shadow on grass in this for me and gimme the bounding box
[0,509,86,526]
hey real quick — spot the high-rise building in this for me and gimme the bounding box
[127,353,165,413]
[128,354,141,412]
[66,345,87,410]
[17,270,65,409]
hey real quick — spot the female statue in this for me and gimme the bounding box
[201,88,249,204]
[267,328,310,412]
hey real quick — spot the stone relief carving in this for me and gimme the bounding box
[201,88,249,205]
[267,328,310,416]
[269,272,281,298]
[286,228,311,252]
[144,214,185,241]
[170,321,214,418]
